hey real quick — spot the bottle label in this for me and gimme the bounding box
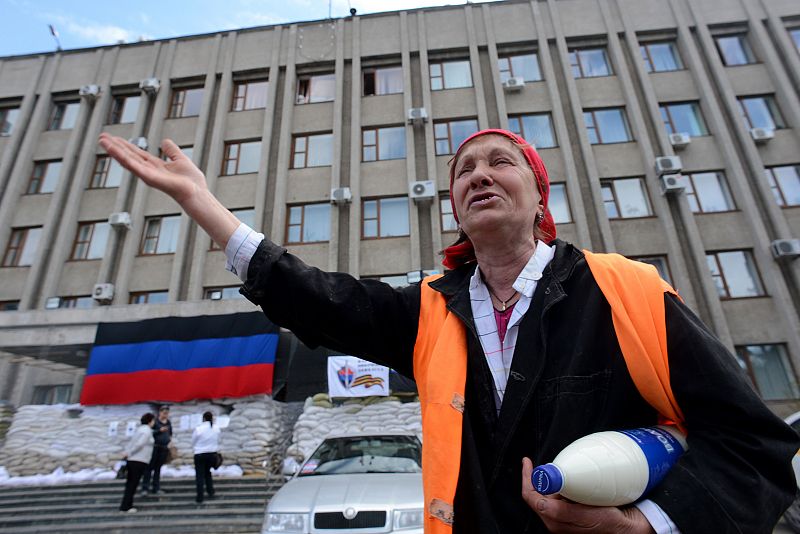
[618,427,685,495]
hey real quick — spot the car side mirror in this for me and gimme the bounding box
[282,457,300,476]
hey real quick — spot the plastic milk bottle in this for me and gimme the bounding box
[531,425,688,506]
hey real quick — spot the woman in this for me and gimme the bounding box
[191,411,220,504]
[120,412,155,513]
[99,129,798,533]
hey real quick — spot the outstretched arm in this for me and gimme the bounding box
[98,133,240,249]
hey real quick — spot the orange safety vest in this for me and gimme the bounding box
[413,251,686,533]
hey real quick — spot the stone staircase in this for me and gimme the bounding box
[0,475,280,533]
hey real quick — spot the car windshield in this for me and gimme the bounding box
[298,435,422,476]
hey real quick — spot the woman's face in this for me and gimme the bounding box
[451,135,542,241]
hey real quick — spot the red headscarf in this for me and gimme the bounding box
[442,129,557,270]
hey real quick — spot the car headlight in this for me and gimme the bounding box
[393,508,424,530]
[263,512,308,533]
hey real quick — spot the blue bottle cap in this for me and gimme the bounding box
[531,463,563,495]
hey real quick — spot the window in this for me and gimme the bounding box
[57,296,94,309]
[659,102,708,136]
[362,126,406,161]
[434,119,478,155]
[363,197,410,238]
[0,301,19,311]
[232,79,269,111]
[791,29,800,53]
[296,73,335,104]
[363,66,403,96]
[286,203,331,244]
[549,183,572,224]
[27,160,62,194]
[498,53,541,82]
[429,60,472,91]
[738,95,785,130]
[584,108,632,144]
[90,156,124,188]
[204,286,246,300]
[48,101,80,130]
[508,114,557,149]
[129,291,169,304]
[363,274,409,288]
[601,178,652,219]
[109,94,141,124]
[633,256,672,285]
[684,171,736,213]
[32,385,72,405]
[222,140,261,175]
[70,221,110,260]
[0,106,20,136]
[211,208,254,250]
[569,48,612,78]
[291,132,333,168]
[765,165,800,207]
[640,41,683,73]
[3,227,41,267]
[140,215,181,255]
[706,249,764,298]
[737,344,800,400]
[715,34,756,66]
[440,196,458,232]
[169,86,204,118]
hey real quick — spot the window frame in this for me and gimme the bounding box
[735,344,799,401]
[168,86,204,118]
[659,101,709,137]
[70,221,109,261]
[204,286,247,300]
[361,196,411,240]
[548,182,573,224]
[47,100,80,130]
[108,94,141,124]
[296,73,336,105]
[429,60,473,91]
[2,227,41,267]
[568,47,613,78]
[26,159,62,194]
[290,132,333,169]
[221,139,262,176]
[684,171,737,214]
[631,255,673,285]
[764,165,800,208]
[32,384,73,405]
[89,155,124,189]
[507,113,558,149]
[439,195,458,233]
[58,296,94,309]
[600,177,654,220]
[738,94,785,130]
[285,202,332,245]
[0,105,21,136]
[0,300,20,311]
[129,290,169,305]
[706,249,766,300]
[231,78,269,111]
[362,66,404,96]
[584,107,633,145]
[639,41,683,73]
[139,215,181,255]
[361,125,407,162]
[433,118,479,156]
[497,52,542,82]
[714,33,757,66]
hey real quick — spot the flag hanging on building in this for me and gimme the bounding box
[327,356,389,398]
[80,312,278,405]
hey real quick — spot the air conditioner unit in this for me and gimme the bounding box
[409,180,435,201]
[502,77,525,92]
[655,156,682,176]
[92,283,115,303]
[659,173,686,195]
[45,297,61,310]
[129,137,148,150]
[108,212,132,229]
[407,269,441,285]
[407,107,428,125]
[139,77,161,94]
[750,127,774,144]
[330,187,352,205]
[79,84,100,100]
[669,132,691,150]
[770,239,800,260]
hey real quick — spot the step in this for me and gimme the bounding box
[0,497,268,515]
[0,491,270,507]
[0,478,271,497]
[0,516,264,534]
[0,506,265,528]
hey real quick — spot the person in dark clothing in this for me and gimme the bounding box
[142,404,172,495]
[99,129,799,533]
[121,413,155,513]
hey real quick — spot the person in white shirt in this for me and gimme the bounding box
[120,413,155,513]
[191,411,221,504]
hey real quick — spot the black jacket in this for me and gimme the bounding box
[242,238,799,534]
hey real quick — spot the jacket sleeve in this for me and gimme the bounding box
[649,294,799,534]
[239,239,421,377]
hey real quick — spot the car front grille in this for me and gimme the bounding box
[313,510,387,529]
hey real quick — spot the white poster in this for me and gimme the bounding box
[217,415,230,429]
[107,421,119,437]
[179,415,191,431]
[125,421,137,437]
[327,356,390,398]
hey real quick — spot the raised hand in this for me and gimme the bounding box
[521,458,655,534]
[98,133,207,205]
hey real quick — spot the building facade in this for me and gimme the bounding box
[0,0,799,413]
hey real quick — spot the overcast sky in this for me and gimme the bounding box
[0,0,499,57]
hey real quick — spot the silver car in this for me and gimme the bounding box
[262,432,424,533]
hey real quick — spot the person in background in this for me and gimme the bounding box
[142,404,173,495]
[192,411,220,504]
[120,413,155,513]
